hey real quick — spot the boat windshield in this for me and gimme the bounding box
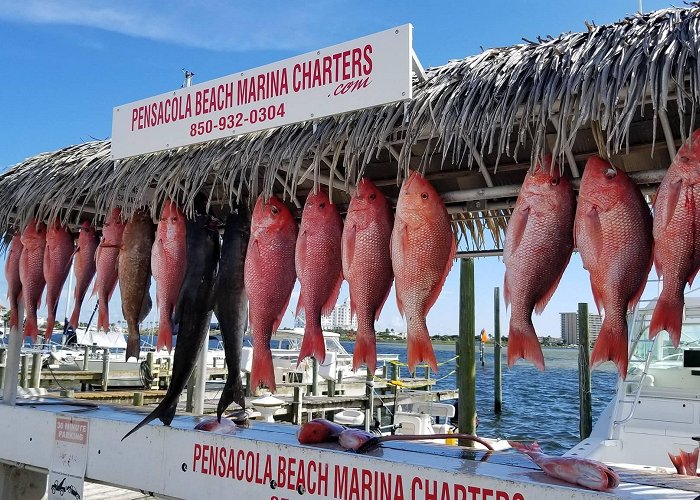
[627,299,700,393]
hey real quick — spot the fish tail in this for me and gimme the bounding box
[23,315,39,342]
[407,316,437,374]
[44,315,55,339]
[298,321,326,366]
[250,348,276,392]
[217,377,246,421]
[122,392,178,441]
[649,291,683,347]
[506,318,545,370]
[9,308,18,330]
[156,319,173,352]
[591,316,629,378]
[125,323,141,361]
[68,305,80,330]
[97,301,110,333]
[353,322,377,373]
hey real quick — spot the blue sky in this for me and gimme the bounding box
[0,0,674,339]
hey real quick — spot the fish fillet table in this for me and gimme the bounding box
[0,397,696,499]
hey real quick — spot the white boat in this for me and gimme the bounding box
[240,328,398,396]
[567,296,700,471]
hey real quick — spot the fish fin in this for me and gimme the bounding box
[506,319,545,371]
[297,321,326,365]
[122,391,178,441]
[629,248,653,313]
[396,292,404,318]
[23,315,39,343]
[322,272,343,316]
[669,451,687,475]
[138,287,152,324]
[509,441,542,454]
[273,291,292,334]
[591,316,629,378]
[341,222,356,279]
[44,318,54,339]
[353,326,377,373]
[503,277,511,309]
[295,290,304,318]
[156,319,173,352]
[217,374,246,420]
[534,248,573,315]
[505,204,530,257]
[250,348,276,393]
[425,229,456,313]
[407,316,437,373]
[68,306,80,330]
[375,280,392,321]
[97,301,109,333]
[296,229,308,278]
[650,291,684,347]
[581,205,603,269]
[125,327,141,362]
[657,178,682,232]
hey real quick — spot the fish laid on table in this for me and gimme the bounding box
[668,448,699,476]
[119,210,154,361]
[151,199,187,352]
[93,208,126,332]
[19,220,46,341]
[295,189,343,365]
[504,155,575,370]
[43,219,75,339]
[245,195,297,392]
[575,156,653,378]
[214,206,250,419]
[342,178,394,373]
[68,221,99,329]
[510,441,620,491]
[391,171,455,373]
[297,418,346,444]
[194,417,238,434]
[650,130,700,347]
[5,232,24,330]
[123,211,219,440]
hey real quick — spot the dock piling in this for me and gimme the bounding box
[146,352,155,389]
[457,258,476,446]
[20,355,28,389]
[578,302,592,440]
[30,352,42,389]
[1,302,23,405]
[311,358,319,396]
[292,386,304,425]
[365,371,374,432]
[133,391,144,406]
[494,286,502,415]
[101,348,110,391]
[0,348,6,390]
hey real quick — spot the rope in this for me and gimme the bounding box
[388,355,459,369]
[433,369,456,383]
[139,360,154,388]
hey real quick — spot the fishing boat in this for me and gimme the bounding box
[567,296,700,471]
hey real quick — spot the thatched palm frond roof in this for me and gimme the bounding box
[1,5,699,250]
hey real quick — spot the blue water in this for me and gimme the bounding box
[342,341,618,455]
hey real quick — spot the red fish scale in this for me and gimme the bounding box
[5,235,23,329]
[94,211,125,332]
[20,222,46,340]
[44,222,74,337]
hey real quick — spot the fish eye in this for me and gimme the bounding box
[319,203,326,209]
[369,193,376,200]
[421,192,429,200]
[271,205,279,215]
[680,156,690,162]
[550,177,560,186]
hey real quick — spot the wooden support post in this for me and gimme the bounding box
[390,362,399,382]
[312,358,319,396]
[457,258,476,446]
[365,371,374,432]
[133,391,144,406]
[81,345,90,391]
[578,302,592,440]
[494,287,502,415]
[59,389,74,398]
[101,348,110,392]
[245,373,251,397]
[424,366,430,390]
[19,355,28,389]
[30,352,42,389]
[0,348,6,390]
[146,352,155,389]
[2,302,23,406]
[292,386,304,425]
[326,378,335,397]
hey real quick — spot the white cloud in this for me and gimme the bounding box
[0,0,361,52]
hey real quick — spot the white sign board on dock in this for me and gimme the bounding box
[48,416,89,500]
[111,25,413,160]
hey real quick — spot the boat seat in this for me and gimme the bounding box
[334,409,364,426]
[414,402,455,419]
[395,412,433,435]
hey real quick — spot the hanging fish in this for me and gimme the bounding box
[151,199,187,352]
[93,208,126,332]
[119,210,154,361]
[68,220,99,329]
[391,171,455,373]
[295,189,343,365]
[650,130,700,346]
[214,206,250,419]
[43,219,75,339]
[123,211,219,440]
[575,156,653,378]
[504,155,575,370]
[245,195,297,392]
[342,178,393,373]
[5,232,24,330]
[19,220,46,341]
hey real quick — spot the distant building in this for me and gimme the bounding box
[321,298,358,331]
[560,312,603,345]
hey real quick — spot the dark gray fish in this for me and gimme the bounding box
[123,212,219,440]
[214,206,250,420]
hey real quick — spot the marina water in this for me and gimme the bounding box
[343,341,618,455]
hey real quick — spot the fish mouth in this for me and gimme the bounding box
[403,171,419,190]
[602,167,617,179]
